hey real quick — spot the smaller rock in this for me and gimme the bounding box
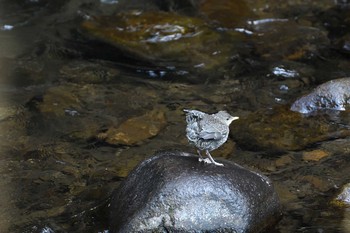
[275,155,293,167]
[300,175,330,192]
[100,109,167,145]
[38,85,82,116]
[302,150,330,162]
[291,77,350,114]
[60,60,120,84]
[333,183,350,207]
[274,183,300,210]
[109,150,282,233]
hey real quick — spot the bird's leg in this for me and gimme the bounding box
[197,150,211,163]
[197,150,205,162]
[205,150,224,166]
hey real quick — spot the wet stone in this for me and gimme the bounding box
[291,77,350,114]
[300,175,330,192]
[198,0,254,28]
[275,155,293,167]
[244,0,334,19]
[268,61,315,80]
[334,183,350,207]
[251,21,329,61]
[230,106,350,152]
[38,85,82,117]
[274,183,300,210]
[80,11,238,73]
[59,60,120,84]
[100,109,167,146]
[302,149,330,162]
[110,150,282,233]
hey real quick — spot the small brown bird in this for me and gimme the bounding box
[184,109,239,166]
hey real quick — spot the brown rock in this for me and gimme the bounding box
[302,150,330,162]
[275,155,293,167]
[300,175,330,192]
[81,11,240,73]
[39,86,81,116]
[274,183,300,209]
[102,109,167,146]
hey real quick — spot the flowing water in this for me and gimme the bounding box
[1,0,350,232]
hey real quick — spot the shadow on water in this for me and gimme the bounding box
[1,0,350,232]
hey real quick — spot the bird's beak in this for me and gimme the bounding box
[229,116,239,124]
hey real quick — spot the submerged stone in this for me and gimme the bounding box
[302,149,330,162]
[38,86,82,117]
[81,11,237,72]
[251,21,329,61]
[110,150,282,233]
[100,109,167,146]
[291,77,350,114]
[59,60,120,84]
[230,106,350,151]
[198,0,254,28]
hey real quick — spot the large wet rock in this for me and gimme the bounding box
[291,77,350,114]
[81,11,239,73]
[109,150,282,233]
[231,106,350,151]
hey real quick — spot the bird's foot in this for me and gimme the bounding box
[198,158,224,166]
[212,161,224,166]
[205,150,224,166]
[198,158,211,164]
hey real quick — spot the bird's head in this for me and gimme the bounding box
[216,111,239,125]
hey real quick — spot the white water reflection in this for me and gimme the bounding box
[100,0,118,4]
[1,24,14,31]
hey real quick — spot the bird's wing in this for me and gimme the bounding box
[198,131,223,140]
[198,122,224,140]
[183,109,205,124]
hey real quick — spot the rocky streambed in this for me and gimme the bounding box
[1,0,350,232]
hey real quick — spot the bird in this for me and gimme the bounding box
[184,109,239,166]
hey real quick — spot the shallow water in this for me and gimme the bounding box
[1,0,350,232]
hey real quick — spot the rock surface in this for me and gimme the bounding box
[291,77,350,114]
[231,106,350,151]
[251,21,329,61]
[80,11,239,74]
[109,150,282,233]
[100,109,167,146]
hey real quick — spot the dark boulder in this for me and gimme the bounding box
[109,150,282,233]
[291,77,350,114]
